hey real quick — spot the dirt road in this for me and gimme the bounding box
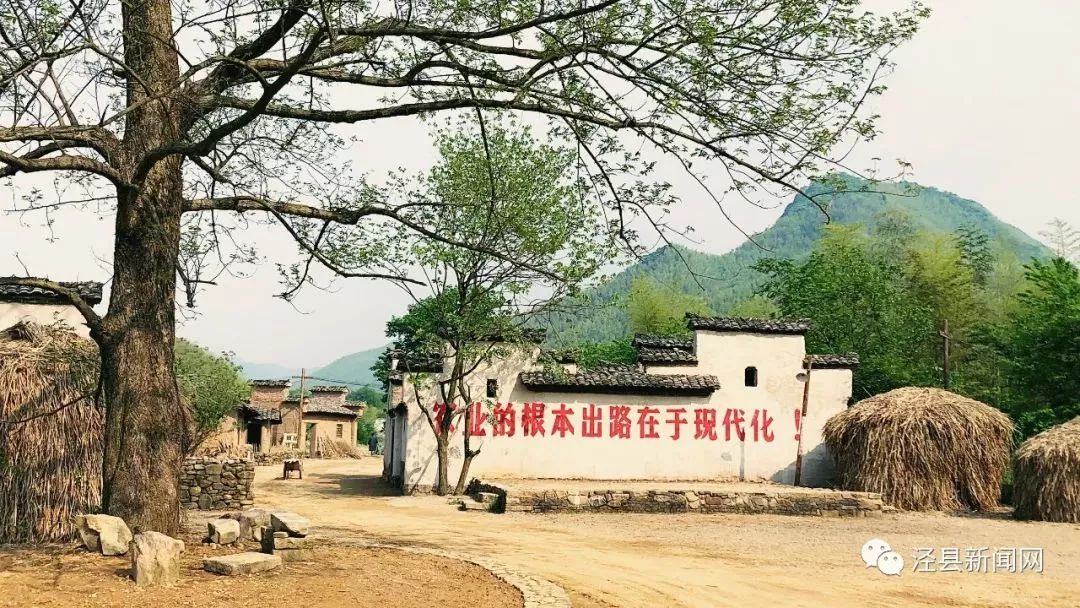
[256,458,1080,608]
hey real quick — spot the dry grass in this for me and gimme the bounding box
[316,437,364,458]
[1013,416,1080,522]
[822,387,1013,511]
[0,322,102,543]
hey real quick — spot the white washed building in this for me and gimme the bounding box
[383,317,857,493]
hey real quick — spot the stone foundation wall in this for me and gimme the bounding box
[181,457,255,510]
[495,485,887,517]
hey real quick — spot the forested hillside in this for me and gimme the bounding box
[541,175,1050,345]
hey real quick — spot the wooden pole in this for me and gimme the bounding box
[793,360,813,487]
[297,368,306,455]
[939,319,951,390]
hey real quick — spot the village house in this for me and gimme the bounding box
[383,316,857,493]
[204,381,360,456]
[0,279,102,338]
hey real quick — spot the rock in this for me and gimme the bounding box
[270,511,310,537]
[203,552,281,576]
[275,548,314,563]
[208,519,240,545]
[130,531,185,587]
[272,536,310,550]
[75,514,133,556]
[238,509,271,541]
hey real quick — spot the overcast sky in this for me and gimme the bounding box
[3,0,1078,369]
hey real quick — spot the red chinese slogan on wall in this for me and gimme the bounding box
[433,402,785,442]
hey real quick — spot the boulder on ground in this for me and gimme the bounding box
[203,552,281,576]
[75,514,133,556]
[207,518,240,545]
[237,508,271,541]
[270,511,310,537]
[130,531,185,587]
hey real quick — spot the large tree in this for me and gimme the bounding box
[0,0,927,531]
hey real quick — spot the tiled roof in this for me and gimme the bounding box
[304,402,358,417]
[241,403,281,423]
[519,369,720,396]
[251,379,291,388]
[311,385,349,393]
[0,279,104,305]
[805,353,860,369]
[637,347,698,364]
[686,316,809,335]
[391,351,444,373]
[631,334,693,351]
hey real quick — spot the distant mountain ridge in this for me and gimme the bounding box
[239,345,386,388]
[540,175,1051,345]
[309,345,385,387]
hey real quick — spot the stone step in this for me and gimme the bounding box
[475,492,500,506]
[459,500,491,512]
[203,552,282,576]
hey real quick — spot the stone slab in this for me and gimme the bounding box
[203,552,281,576]
[270,511,310,537]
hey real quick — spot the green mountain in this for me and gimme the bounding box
[309,345,387,387]
[541,175,1051,345]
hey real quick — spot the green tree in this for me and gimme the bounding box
[0,0,928,532]
[385,123,614,495]
[174,340,250,454]
[984,258,1080,436]
[628,276,711,335]
[727,295,779,319]
[756,225,937,396]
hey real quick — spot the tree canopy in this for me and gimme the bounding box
[0,0,929,531]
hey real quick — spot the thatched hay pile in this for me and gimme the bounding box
[1013,417,1080,522]
[317,437,364,459]
[822,387,1013,511]
[0,322,102,543]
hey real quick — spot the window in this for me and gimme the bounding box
[486,379,498,398]
[336,424,343,438]
[744,366,758,387]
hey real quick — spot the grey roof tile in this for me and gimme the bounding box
[519,369,719,396]
[686,316,810,334]
[0,279,103,305]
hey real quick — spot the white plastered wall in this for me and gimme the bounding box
[396,334,853,492]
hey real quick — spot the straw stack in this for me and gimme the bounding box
[1013,416,1080,522]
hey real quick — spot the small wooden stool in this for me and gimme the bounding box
[282,458,303,480]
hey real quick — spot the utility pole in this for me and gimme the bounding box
[939,320,951,390]
[297,368,306,455]
[793,360,813,487]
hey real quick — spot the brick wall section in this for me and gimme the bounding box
[496,486,886,517]
[180,457,255,510]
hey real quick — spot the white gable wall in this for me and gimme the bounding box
[389,332,853,492]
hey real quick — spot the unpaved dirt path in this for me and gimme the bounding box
[256,458,1080,608]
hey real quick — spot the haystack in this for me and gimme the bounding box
[0,322,102,543]
[822,387,1013,511]
[1013,417,1080,522]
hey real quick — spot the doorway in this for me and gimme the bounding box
[305,422,317,457]
[246,422,262,452]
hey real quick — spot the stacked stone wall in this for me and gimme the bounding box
[493,485,887,517]
[181,457,255,510]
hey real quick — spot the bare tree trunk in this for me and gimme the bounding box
[97,0,187,534]
[435,436,450,495]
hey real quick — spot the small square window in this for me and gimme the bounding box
[336,424,343,438]
[744,366,758,387]
[486,379,498,398]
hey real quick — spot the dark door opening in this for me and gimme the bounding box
[246,422,262,452]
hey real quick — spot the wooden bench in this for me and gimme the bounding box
[282,459,303,480]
